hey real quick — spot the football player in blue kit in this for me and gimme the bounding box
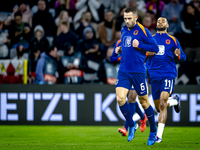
[111,40,148,136]
[115,7,159,145]
[147,17,186,143]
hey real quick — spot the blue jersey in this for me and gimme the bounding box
[119,22,159,73]
[110,39,122,63]
[148,33,186,79]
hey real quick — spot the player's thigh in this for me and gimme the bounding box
[128,89,137,103]
[150,77,161,101]
[154,99,160,112]
[160,91,170,103]
[138,94,150,109]
[116,87,129,106]
[116,71,132,90]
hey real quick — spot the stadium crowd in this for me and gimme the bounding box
[0,0,199,84]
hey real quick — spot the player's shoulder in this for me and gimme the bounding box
[136,22,150,37]
[116,39,122,47]
[166,33,178,46]
[121,26,126,34]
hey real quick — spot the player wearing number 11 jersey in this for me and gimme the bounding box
[147,17,186,143]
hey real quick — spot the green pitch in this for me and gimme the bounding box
[0,126,199,150]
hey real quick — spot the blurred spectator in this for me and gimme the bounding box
[146,0,166,18]
[97,10,116,48]
[12,45,26,60]
[76,27,103,82]
[11,1,33,27]
[0,0,19,12]
[128,0,145,23]
[73,0,102,23]
[189,0,200,12]
[181,3,200,62]
[6,11,31,52]
[161,0,183,35]
[34,46,58,84]
[114,31,121,46]
[29,25,49,59]
[28,48,41,84]
[32,0,56,37]
[55,0,76,18]
[146,10,157,30]
[142,15,156,34]
[99,0,128,15]
[180,3,193,49]
[75,11,98,39]
[97,47,119,84]
[115,6,126,31]
[55,10,75,35]
[55,21,78,52]
[58,42,87,84]
[0,18,10,59]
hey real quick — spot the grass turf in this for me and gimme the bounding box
[0,126,199,150]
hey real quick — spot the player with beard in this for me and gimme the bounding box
[111,39,148,136]
[115,7,159,145]
[147,17,186,143]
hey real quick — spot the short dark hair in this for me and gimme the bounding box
[124,7,137,16]
[14,11,22,18]
[38,0,46,4]
[46,45,56,54]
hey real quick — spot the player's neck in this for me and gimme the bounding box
[157,30,167,34]
[128,23,136,31]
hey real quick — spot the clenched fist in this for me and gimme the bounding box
[115,46,122,54]
[174,48,181,56]
[132,39,139,47]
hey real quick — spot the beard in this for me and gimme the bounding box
[127,22,136,30]
[156,26,167,31]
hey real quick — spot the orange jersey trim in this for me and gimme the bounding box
[117,56,121,61]
[137,22,147,37]
[116,39,121,47]
[167,33,177,45]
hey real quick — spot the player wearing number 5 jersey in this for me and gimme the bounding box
[147,17,186,143]
[115,7,159,145]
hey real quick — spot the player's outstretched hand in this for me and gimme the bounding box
[174,48,181,56]
[115,46,122,54]
[132,39,139,47]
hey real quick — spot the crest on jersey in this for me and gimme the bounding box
[123,36,132,47]
[166,39,170,44]
[133,30,138,35]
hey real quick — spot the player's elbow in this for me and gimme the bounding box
[148,45,159,53]
[110,57,114,62]
[154,45,159,53]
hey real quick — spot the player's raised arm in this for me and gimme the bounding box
[137,28,159,53]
